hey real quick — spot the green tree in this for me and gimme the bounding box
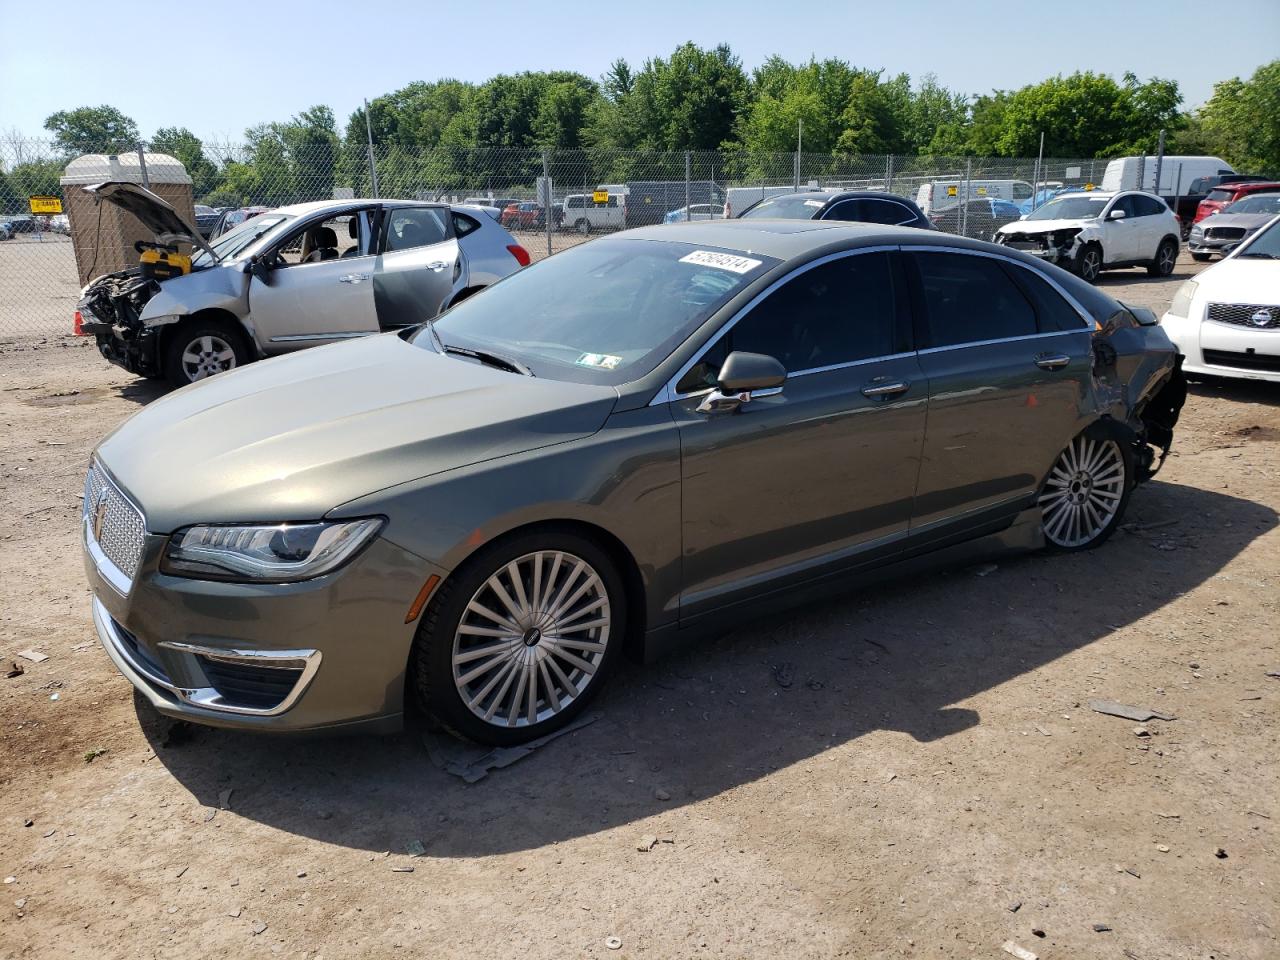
[1195,60,1280,173]
[43,105,139,155]
[150,126,219,197]
[735,58,861,155]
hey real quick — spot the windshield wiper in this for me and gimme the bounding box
[441,342,533,376]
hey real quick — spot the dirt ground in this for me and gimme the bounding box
[0,256,1277,960]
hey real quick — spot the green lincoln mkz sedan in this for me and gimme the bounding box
[83,220,1186,745]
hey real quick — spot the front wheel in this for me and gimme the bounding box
[163,319,250,388]
[411,530,626,745]
[1147,238,1178,276]
[1039,428,1134,551]
[1075,244,1103,284]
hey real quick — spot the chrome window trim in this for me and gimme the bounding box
[650,245,902,406]
[917,329,1079,356]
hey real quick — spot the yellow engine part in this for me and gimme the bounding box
[139,248,191,281]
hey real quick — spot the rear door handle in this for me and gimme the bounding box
[339,273,370,284]
[1034,353,1071,371]
[861,379,910,398]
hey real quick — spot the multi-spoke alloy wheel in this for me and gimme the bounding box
[414,532,624,745]
[1039,433,1130,550]
[181,334,238,381]
[453,550,611,728]
[164,320,249,388]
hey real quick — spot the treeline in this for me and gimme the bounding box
[3,46,1277,210]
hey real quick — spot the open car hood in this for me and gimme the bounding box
[83,181,217,259]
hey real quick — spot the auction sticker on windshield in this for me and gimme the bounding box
[576,352,622,370]
[678,250,763,274]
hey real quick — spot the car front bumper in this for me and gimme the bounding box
[1159,310,1280,383]
[86,523,446,734]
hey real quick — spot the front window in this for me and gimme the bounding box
[1024,196,1109,221]
[192,213,293,267]
[418,238,778,385]
[739,194,826,220]
[1225,194,1280,215]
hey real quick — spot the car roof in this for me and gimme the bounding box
[1229,182,1280,193]
[623,219,988,258]
[270,198,447,216]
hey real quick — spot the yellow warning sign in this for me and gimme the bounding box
[976,187,988,196]
[946,186,957,197]
[592,190,609,204]
[29,195,62,214]
[1084,183,1095,191]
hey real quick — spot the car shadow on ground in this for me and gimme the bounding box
[1186,375,1280,407]
[138,479,1275,857]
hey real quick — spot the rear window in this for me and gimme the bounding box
[739,194,826,220]
[1206,189,1235,202]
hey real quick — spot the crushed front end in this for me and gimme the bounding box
[997,227,1083,269]
[76,268,164,377]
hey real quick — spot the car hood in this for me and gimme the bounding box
[998,218,1092,235]
[83,181,217,258]
[96,334,619,532]
[1194,257,1280,305]
[1197,213,1273,230]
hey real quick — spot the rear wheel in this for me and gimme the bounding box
[1039,428,1134,551]
[1191,252,1211,263]
[1148,238,1178,276]
[411,530,626,745]
[574,218,591,235]
[163,318,250,388]
[1076,244,1103,283]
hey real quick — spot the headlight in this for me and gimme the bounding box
[161,519,383,582]
[1167,280,1198,319]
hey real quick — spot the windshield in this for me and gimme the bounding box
[1235,216,1280,259]
[1025,196,1109,221]
[192,214,293,267]
[738,194,826,219]
[419,238,778,385]
[1225,194,1280,215]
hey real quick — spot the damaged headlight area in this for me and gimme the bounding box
[161,519,384,583]
[997,227,1083,263]
[77,269,164,376]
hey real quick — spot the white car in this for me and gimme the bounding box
[1160,214,1280,382]
[996,190,1181,283]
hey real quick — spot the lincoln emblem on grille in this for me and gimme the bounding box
[1251,309,1273,328]
[92,488,110,541]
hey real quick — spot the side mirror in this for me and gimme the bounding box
[1108,208,1126,220]
[249,255,274,284]
[696,351,786,414]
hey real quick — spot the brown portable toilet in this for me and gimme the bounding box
[60,153,195,285]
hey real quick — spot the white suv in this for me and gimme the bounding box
[995,190,1180,283]
[561,194,624,234]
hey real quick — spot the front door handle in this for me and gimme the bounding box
[1034,353,1071,371]
[861,379,910,398]
[426,261,449,272]
[339,273,370,284]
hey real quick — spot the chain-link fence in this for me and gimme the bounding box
[1,136,1117,340]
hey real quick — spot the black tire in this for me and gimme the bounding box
[162,318,250,388]
[1191,252,1211,263]
[410,528,627,746]
[1147,238,1178,276]
[1038,423,1135,553]
[574,218,591,235]
[1075,243,1103,284]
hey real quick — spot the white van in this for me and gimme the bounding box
[916,179,1034,216]
[560,193,624,234]
[1100,156,1234,194]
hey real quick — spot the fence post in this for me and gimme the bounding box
[136,143,150,189]
[885,154,894,194]
[685,151,691,221]
[961,158,971,237]
[542,148,553,258]
[363,99,380,199]
[1153,129,1166,196]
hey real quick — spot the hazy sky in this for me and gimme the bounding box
[3,0,1277,142]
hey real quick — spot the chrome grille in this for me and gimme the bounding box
[1204,226,1246,241]
[1207,303,1280,330]
[84,462,146,585]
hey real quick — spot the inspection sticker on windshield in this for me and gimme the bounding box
[576,352,622,370]
[678,250,762,274]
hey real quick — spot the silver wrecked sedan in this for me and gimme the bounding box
[1188,192,1280,261]
[76,183,529,387]
[84,221,1186,745]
